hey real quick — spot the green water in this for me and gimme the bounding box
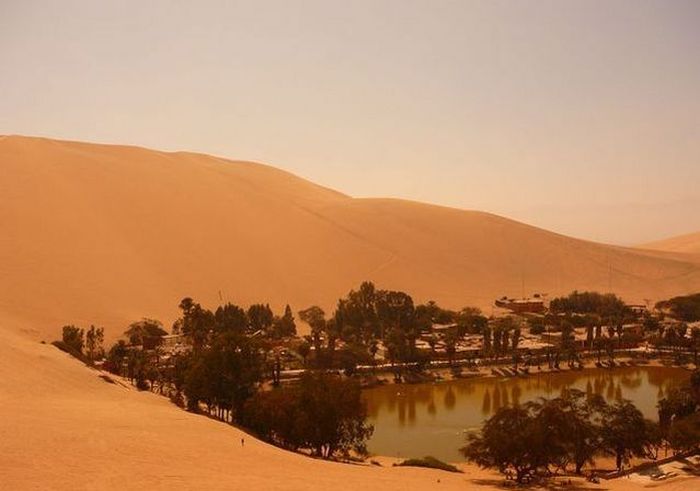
[363,366,689,462]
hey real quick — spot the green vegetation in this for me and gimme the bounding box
[124,319,167,346]
[396,456,462,473]
[550,291,630,318]
[656,293,700,322]
[658,370,700,453]
[98,297,371,461]
[242,372,373,459]
[53,324,104,365]
[61,325,84,354]
[462,389,662,483]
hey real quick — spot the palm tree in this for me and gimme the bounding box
[690,327,700,366]
[444,329,458,367]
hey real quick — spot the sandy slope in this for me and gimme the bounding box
[640,232,700,255]
[2,135,700,341]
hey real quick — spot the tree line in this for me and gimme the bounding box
[99,298,372,460]
[55,285,700,468]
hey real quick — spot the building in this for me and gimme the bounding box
[494,296,546,314]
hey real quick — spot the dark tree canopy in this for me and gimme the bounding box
[463,391,659,482]
[247,303,274,333]
[184,330,263,416]
[272,304,297,338]
[61,325,84,354]
[461,404,546,483]
[656,293,700,322]
[177,298,215,351]
[214,303,248,335]
[124,318,166,346]
[243,372,373,458]
[550,291,630,320]
[84,325,105,360]
[600,400,660,470]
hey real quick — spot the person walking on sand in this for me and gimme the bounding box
[241,437,245,447]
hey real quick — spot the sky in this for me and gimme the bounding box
[1,0,699,245]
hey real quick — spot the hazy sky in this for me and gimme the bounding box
[2,0,699,245]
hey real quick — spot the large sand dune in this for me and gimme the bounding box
[639,231,700,256]
[3,135,700,340]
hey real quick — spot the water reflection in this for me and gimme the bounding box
[481,389,490,415]
[363,367,689,462]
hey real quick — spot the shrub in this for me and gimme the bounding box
[52,340,90,365]
[396,456,462,473]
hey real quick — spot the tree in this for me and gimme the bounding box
[299,306,326,366]
[273,305,297,338]
[126,349,150,390]
[302,372,374,458]
[444,328,458,366]
[656,293,700,322]
[659,387,697,432]
[528,317,545,335]
[415,300,455,330]
[184,330,263,419]
[456,307,487,335]
[586,325,594,348]
[511,327,521,352]
[600,400,660,471]
[62,325,84,354]
[297,340,311,366]
[667,412,700,452]
[658,370,700,453]
[334,281,380,345]
[324,316,342,366]
[482,324,492,356]
[691,327,700,366]
[493,327,502,356]
[243,372,374,459]
[375,290,415,340]
[550,291,630,318]
[84,325,104,361]
[461,405,546,483]
[535,389,606,474]
[104,340,128,375]
[560,322,577,366]
[124,318,167,346]
[214,304,248,335]
[247,303,274,333]
[177,298,214,351]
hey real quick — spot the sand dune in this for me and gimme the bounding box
[3,135,700,341]
[639,231,700,255]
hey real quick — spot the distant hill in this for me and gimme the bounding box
[639,231,700,255]
[3,135,700,340]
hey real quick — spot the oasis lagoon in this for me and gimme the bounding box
[363,366,689,462]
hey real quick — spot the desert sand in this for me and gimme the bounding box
[2,135,700,342]
[640,232,700,256]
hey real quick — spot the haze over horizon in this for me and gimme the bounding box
[2,0,699,245]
